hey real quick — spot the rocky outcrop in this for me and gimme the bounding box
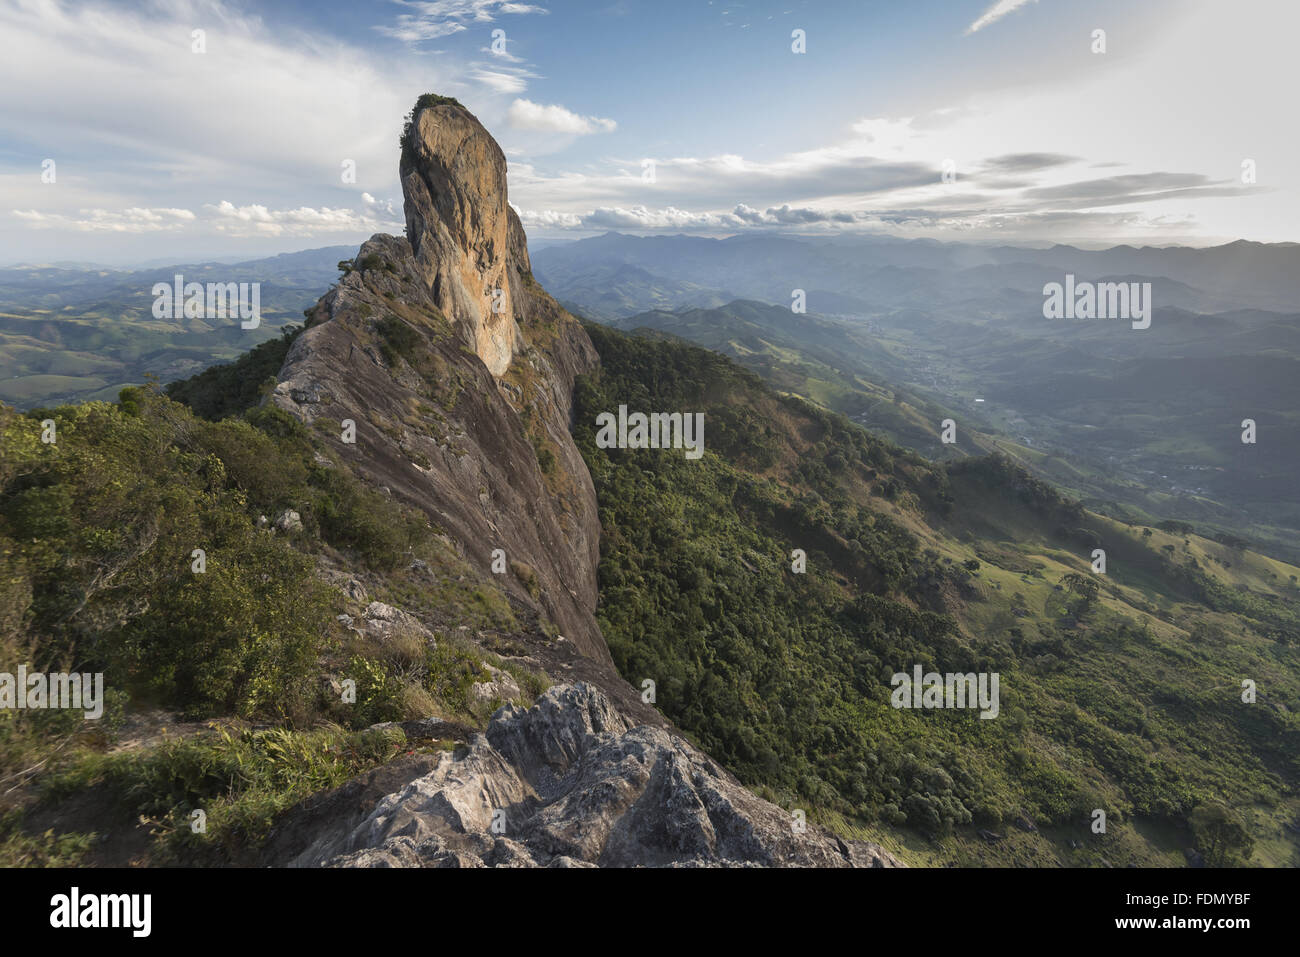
[261,100,904,868]
[270,101,606,662]
[275,684,902,869]
[400,102,527,377]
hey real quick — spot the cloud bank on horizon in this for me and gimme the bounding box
[0,0,1294,263]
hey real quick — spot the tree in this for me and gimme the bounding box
[1059,572,1100,618]
[1190,803,1254,867]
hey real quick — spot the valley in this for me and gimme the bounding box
[0,96,1295,873]
[573,321,1300,866]
[534,268,1300,565]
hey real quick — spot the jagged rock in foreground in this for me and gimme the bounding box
[276,683,901,868]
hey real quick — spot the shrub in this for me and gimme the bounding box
[165,327,301,421]
[308,465,426,571]
[377,315,421,367]
[42,724,406,862]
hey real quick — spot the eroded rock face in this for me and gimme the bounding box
[263,103,904,869]
[401,103,527,377]
[280,684,902,869]
[270,103,606,661]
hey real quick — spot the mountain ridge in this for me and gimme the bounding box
[256,98,904,867]
[4,99,1295,870]
[273,99,607,665]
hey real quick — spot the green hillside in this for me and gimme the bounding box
[2,315,1295,868]
[0,249,350,409]
[609,300,1300,565]
[0,377,550,864]
[574,322,1300,866]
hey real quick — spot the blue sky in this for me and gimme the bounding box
[1,0,1295,263]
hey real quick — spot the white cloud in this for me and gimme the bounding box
[0,0,467,258]
[0,0,456,198]
[513,200,1213,245]
[506,99,617,134]
[378,0,548,44]
[480,44,526,64]
[11,198,401,239]
[513,207,584,229]
[11,207,196,232]
[4,0,1295,257]
[516,203,862,232]
[581,205,733,229]
[362,192,398,216]
[204,200,402,237]
[472,67,533,94]
[965,0,1038,35]
[511,0,1300,244]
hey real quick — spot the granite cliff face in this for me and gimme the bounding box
[272,101,605,664]
[399,102,528,377]
[266,100,900,868]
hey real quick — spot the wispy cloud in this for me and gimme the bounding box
[1021,172,1251,209]
[8,199,401,238]
[507,106,1250,243]
[12,207,196,233]
[515,201,1211,244]
[965,0,1038,35]
[472,66,536,94]
[506,99,616,134]
[980,153,1078,173]
[378,0,548,44]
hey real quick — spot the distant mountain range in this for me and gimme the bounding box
[5,102,1297,872]
[535,232,1300,315]
[537,233,1300,563]
[0,246,353,407]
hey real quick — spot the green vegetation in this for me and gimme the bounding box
[1188,802,1255,867]
[0,810,96,867]
[576,322,1300,865]
[604,299,1300,566]
[2,272,1295,867]
[38,724,408,864]
[164,324,301,420]
[0,370,547,863]
[377,314,422,367]
[2,392,351,723]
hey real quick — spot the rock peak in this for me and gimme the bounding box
[274,97,607,661]
[399,98,528,376]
